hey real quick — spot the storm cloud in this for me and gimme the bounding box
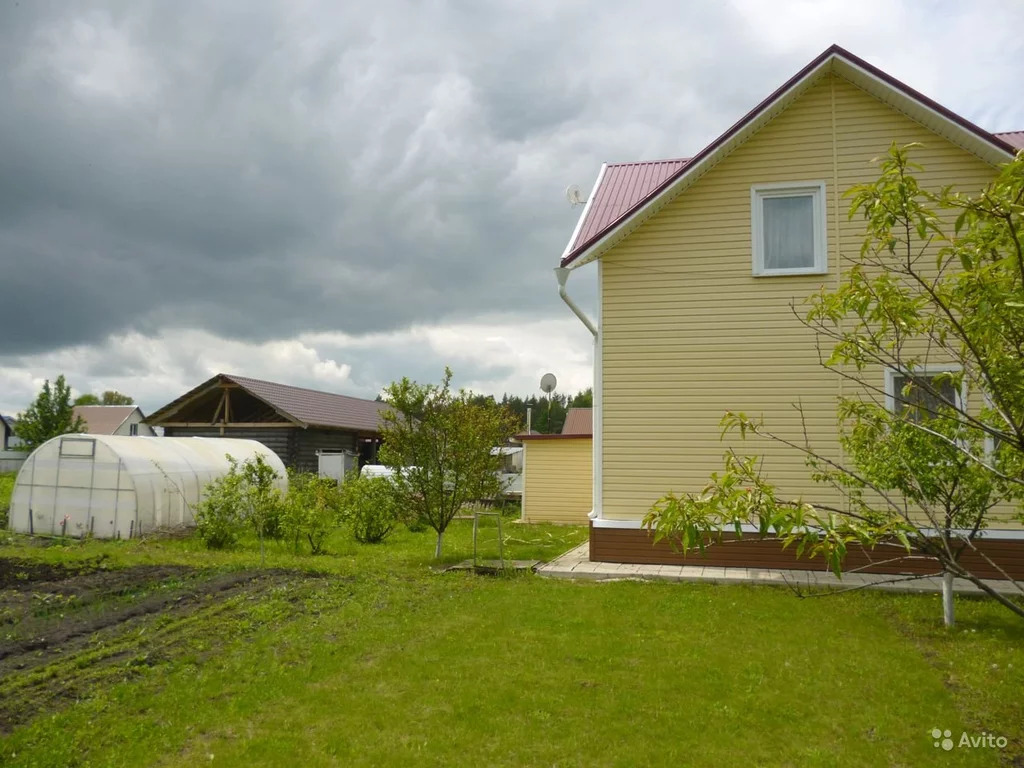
[1,0,1022,412]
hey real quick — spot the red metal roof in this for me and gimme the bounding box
[561,407,593,436]
[568,159,689,255]
[995,131,1024,150]
[561,44,1020,268]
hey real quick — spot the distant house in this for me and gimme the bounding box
[2,415,25,451]
[491,445,524,498]
[1,415,28,472]
[146,373,386,472]
[519,407,592,524]
[73,405,155,437]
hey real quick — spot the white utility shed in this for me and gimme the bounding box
[8,435,287,539]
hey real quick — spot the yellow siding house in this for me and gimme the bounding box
[555,45,1024,574]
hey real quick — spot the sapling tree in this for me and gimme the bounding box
[241,454,284,566]
[379,368,519,559]
[644,145,1024,624]
[15,375,86,450]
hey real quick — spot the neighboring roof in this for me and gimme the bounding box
[518,432,592,441]
[228,374,385,432]
[561,44,1020,268]
[73,405,140,435]
[561,407,593,436]
[148,373,387,433]
[0,415,15,431]
[995,131,1024,150]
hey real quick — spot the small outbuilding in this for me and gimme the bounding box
[520,408,592,524]
[8,434,286,539]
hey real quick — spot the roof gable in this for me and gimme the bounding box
[226,374,385,432]
[147,373,386,433]
[562,44,1019,269]
[73,405,141,435]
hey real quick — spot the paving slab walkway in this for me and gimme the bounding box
[537,542,1023,596]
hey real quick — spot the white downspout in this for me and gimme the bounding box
[555,266,601,521]
[555,267,597,337]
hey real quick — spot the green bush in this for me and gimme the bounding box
[195,462,246,550]
[240,454,285,543]
[0,471,16,530]
[339,473,404,544]
[195,455,284,552]
[282,472,344,554]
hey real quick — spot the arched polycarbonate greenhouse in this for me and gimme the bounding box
[8,435,287,539]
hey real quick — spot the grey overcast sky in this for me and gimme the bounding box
[1,0,1023,415]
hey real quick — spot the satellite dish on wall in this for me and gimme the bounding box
[565,184,587,207]
[540,373,557,394]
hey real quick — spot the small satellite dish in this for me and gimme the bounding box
[540,373,557,394]
[565,184,587,207]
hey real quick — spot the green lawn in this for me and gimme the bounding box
[1,520,1022,767]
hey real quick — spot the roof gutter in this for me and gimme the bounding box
[554,267,597,338]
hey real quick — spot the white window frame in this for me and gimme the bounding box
[981,392,1006,460]
[884,366,966,417]
[751,181,828,276]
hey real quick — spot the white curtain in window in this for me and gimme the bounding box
[763,195,814,270]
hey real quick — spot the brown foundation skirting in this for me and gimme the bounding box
[589,524,1024,581]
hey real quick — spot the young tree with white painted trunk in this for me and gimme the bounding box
[379,368,519,559]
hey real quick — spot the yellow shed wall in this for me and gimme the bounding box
[600,72,1008,522]
[523,438,593,524]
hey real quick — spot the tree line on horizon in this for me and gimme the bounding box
[471,389,593,435]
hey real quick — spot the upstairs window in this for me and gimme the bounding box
[129,423,139,436]
[751,182,827,276]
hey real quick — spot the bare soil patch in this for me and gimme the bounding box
[0,556,327,733]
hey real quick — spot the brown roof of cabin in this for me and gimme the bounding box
[226,374,385,432]
[147,373,386,433]
[73,405,139,435]
[561,407,593,436]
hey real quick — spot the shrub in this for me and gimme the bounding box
[0,471,15,530]
[195,455,284,554]
[282,472,344,554]
[241,454,285,544]
[404,515,429,533]
[339,473,403,544]
[195,461,246,549]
